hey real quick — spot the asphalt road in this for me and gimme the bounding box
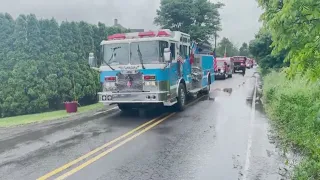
[0,68,284,180]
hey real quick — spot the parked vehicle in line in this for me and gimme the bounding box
[214,57,233,79]
[253,59,257,66]
[246,58,253,69]
[233,56,247,74]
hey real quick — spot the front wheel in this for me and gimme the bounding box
[203,76,211,94]
[242,69,246,76]
[175,83,186,111]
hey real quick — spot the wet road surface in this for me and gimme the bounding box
[0,68,283,180]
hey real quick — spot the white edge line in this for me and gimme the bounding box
[93,107,118,116]
[242,76,257,180]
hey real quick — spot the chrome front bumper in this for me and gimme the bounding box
[98,91,175,105]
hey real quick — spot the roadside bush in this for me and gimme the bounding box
[263,71,320,179]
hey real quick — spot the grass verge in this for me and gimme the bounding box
[0,103,104,127]
[262,71,320,179]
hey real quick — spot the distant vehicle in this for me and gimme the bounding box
[253,59,257,66]
[246,58,253,69]
[88,29,215,112]
[233,56,247,74]
[214,57,233,79]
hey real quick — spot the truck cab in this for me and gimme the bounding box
[88,29,215,112]
[232,56,247,74]
[215,57,233,79]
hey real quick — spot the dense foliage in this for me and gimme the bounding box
[154,0,224,41]
[253,0,320,178]
[0,13,127,117]
[263,71,320,179]
[249,29,288,74]
[257,0,320,81]
[238,43,250,57]
[215,37,239,57]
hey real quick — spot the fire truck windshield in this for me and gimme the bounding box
[217,61,225,66]
[130,41,161,65]
[103,43,129,65]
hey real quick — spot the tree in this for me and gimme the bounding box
[154,0,224,41]
[239,42,249,56]
[257,0,320,80]
[0,13,126,117]
[249,30,288,74]
[216,37,239,57]
[78,21,94,58]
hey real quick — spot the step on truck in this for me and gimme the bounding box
[88,29,215,112]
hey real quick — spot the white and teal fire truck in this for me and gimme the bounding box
[88,29,215,112]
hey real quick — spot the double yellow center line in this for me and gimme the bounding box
[37,113,176,180]
[38,94,206,180]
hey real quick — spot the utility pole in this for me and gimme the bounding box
[214,32,217,58]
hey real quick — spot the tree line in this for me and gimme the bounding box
[0,13,128,117]
[215,37,250,57]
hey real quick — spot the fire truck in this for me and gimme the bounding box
[233,56,247,74]
[88,29,215,112]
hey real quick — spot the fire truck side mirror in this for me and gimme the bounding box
[163,48,171,62]
[88,52,97,68]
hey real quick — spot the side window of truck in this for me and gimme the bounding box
[159,41,169,62]
[170,43,176,60]
[184,45,188,57]
[179,44,188,58]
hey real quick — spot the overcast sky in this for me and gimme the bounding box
[0,0,263,46]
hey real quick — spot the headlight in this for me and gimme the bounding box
[145,81,156,86]
[105,82,115,87]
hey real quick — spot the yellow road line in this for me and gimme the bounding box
[37,117,161,180]
[55,113,176,180]
[39,95,204,180]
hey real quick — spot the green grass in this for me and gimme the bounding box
[263,71,320,179]
[0,103,104,127]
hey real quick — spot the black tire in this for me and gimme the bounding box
[118,104,132,112]
[203,76,211,94]
[228,73,232,78]
[222,73,226,80]
[175,83,186,111]
[242,69,246,75]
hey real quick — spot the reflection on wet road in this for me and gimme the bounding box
[0,68,283,180]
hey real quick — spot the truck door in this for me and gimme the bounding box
[169,42,179,89]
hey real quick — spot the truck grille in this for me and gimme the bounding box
[116,72,143,92]
[234,62,241,66]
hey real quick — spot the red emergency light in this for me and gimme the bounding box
[143,75,156,80]
[157,30,170,37]
[108,34,126,40]
[105,76,116,81]
[138,31,156,37]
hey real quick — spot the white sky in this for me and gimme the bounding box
[0,0,263,46]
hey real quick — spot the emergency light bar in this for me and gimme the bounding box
[138,31,156,37]
[107,34,126,40]
[107,30,171,40]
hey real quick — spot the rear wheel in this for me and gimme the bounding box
[118,104,133,112]
[175,83,186,111]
